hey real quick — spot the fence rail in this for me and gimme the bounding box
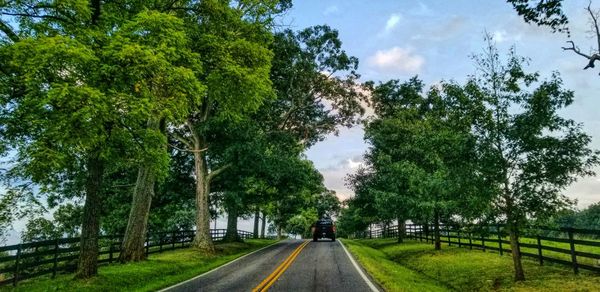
[0,228,255,286]
[354,223,600,274]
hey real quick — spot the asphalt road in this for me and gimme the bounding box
[161,239,380,292]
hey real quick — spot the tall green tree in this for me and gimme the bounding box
[114,10,204,262]
[355,77,485,248]
[168,0,289,253]
[0,0,202,275]
[0,1,120,277]
[467,37,599,281]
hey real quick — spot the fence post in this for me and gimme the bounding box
[457,229,461,248]
[52,239,59,278]
[145,236,150,256]
[481,234,486,252]
[159,234,163,253]
[13,244,22,286]
[109,242,114,264]
[498,225,503,256]
[537,235,543,266]
[447,226,451,246]
[172,231,176,249]
[468,232,472,250]
[567,228,578,274]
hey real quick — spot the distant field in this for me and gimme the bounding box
[343,239,600,292]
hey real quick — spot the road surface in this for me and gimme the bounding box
[161,239,380,292]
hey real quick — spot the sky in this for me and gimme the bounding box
[282,0,600,208]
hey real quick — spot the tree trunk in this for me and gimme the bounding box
[261,212,266,238]
[397,218,405,243]
[224,204,240,242]
[192,150,214,252]
[434,209,441,250]
[506,195,525,281]
[277,225,283,239]
[253,207,260,239]
[508,222,525,281]
[75,154,104,279]
[119,164,156,262]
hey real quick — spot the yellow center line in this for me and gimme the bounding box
[252,240,310,292]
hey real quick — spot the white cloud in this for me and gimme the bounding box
[347,158,364,169]
[323,5,339,16]
[492,29,522,43]
[384,13,402,32]
[368,47,425,74]
[409,1,433,16]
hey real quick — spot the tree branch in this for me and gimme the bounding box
[207,163,232,182]
[587,1,600,53]
[0,20,19,42]
[0,12,69,23]
[168,143,207,153]
[185,119,200,146]
[561,41,591,59]
[171,132,193,149]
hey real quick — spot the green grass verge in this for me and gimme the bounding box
[342,239,448,292]
[344,238,600,292]
[7,239,276,292]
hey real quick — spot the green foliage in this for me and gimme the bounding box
[22,203,81,242]
[468,37,599,226]
[262,25,366,147]
[507,0,569,34]
[548,203,600,231]
[343,76,486,235]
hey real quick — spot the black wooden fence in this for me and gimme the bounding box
[355,224,600,274]
[0,228,255,286]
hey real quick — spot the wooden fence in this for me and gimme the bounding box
[0,228,255,286]
[355,223,600,274]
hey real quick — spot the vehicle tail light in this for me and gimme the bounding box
[333,225,336,232]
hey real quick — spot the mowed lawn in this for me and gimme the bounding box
[343,238,600,292]
[5,239,276,292]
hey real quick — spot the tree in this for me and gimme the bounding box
[115,10,204,262]
[507,0,569,34]
[314,190,341,219]
[0,0,203,275]
[561,2,600,74]
[353,77,485,247]
[261,25,366,147]
[170,0,289,253]
[466,36,599,281]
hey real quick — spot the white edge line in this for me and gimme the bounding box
[158,240,283,292]
[338,240,381,292]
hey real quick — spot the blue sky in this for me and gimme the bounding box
[285,0,600,208]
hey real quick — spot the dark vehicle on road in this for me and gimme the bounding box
[312,218,336,242]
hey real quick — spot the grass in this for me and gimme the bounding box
[6,239,276,292]
[411,233,600,267]
[343,238,600,292]
[342,240,448,291]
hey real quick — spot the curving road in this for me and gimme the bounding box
[160,239,380,292]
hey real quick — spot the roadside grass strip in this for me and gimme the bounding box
[6,239,276,292]
[342,240,448,292]
[346,238,600,292]
[252,240,310,292]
